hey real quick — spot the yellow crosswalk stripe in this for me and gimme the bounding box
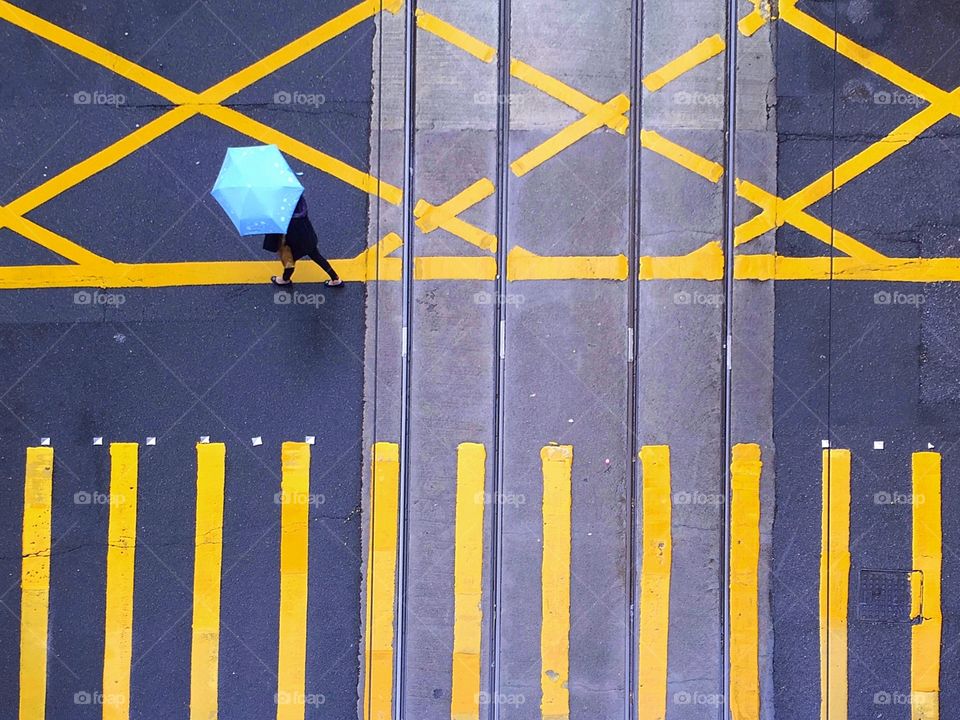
[19,447,53,720]
[912,452,942,720]
[451,443,486,720]
[364,442,400,720]
[729,444,762,720]
[540,445,572,720]
[103,443,139,720]
[638,446,672,720]
[276,442,311,720]
[819,449,850,720]
[190,443,226,720]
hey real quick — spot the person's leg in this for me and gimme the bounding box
[306,248,342,285]
[272,245,296,285]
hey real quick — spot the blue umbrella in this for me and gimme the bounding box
[210,145,304,236]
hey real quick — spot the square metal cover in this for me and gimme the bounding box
[857,569,914,622]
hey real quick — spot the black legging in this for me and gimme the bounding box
[282,248,339,282]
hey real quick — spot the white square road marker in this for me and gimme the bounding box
[305,436,316,445]
[928,442,936,450]
[873,441,885,450]
[199,436,210,444]
[821,439,830,448]
[251,436,263,446]
[93,437,104,446]
[146,437,156,446]
[40,437,50,446]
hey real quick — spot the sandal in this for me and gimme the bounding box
[325,278,344,287]
[271,276,292,286]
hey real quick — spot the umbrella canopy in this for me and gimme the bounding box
[210,145,304,236]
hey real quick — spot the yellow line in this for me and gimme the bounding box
[190,443,226,720]
[2,213,113,267]
[203,105,403,205]
[779,0,954,111]
[738,9,767,37]
[512,95,631,177]
[202,0,389,102]
[3,107,197,224]
[19,447,53,720]
[451,443,486,720]
[414,256,498,281]
[637,446,672,720]
[638,241,724,281]
[642,35,726,92]
[641,130,724,183]
[415,179,495,234]
[819,449,849,720]
[912,452,941,720]
[510,59,629,134]
[416,10,496,63]
[277,442,310,720]
[103,443,139,720]
[540,444,572,720]
[0,1,196,104]
[729,444,761,720]
[364,442,400,720]
[507,246,628,280]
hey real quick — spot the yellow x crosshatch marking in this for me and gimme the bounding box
[3,0,960,287]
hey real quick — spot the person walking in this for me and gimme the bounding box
[264,195,343,287]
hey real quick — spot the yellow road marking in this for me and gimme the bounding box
[637,446,672,720]
[638,241,724,281]
[912,452,941,720]
[451,443,486,720]
[507,246,628,281]
[739,0,772,37]
[2,211,113,268]
[414,256,498,281]
[103,443,138,720]
[277,442,310,720]
[204,105,403,205]
[819,449,850,720]
[513,95,631,177]
[641,130,724,183]
[540,444,572,720]
[190,443,226,720]
[364,442,400,720]
[416,10,495,63]
[414,179,497,252]
[642,35,726,92]
[203,0,399,103]
[510,59,629,135]
[729,444,762,720]
[19,447,53,720]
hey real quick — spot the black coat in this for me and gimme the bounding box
[263,215,319,260]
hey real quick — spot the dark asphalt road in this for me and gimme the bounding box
[0,1,373,717]
[772,1,960,717]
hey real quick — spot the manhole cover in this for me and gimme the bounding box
[857,569,914,622]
